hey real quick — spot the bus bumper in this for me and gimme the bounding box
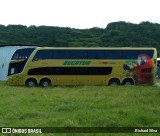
[7,76,24,86]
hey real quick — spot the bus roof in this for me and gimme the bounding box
[35,47,156,50]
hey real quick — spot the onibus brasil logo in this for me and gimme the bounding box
[2,128,42,134]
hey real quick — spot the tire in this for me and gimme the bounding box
[40,79,51,87]
[123,79,134,86]
[25,78,37,87]
[109,78,120,86]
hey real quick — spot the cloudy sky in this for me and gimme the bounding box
[0,0,160,29]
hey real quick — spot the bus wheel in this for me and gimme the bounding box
[40,78,51,87]
[123,79,134,86]
[25,78,37,87]
[109,78,120,86]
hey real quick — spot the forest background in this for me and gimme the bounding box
[0,21,160,55]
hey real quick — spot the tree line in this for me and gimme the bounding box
[0,21,160,52]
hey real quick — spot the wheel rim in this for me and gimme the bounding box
[43,81,49,87]
[110,80,119,86]
[28,81,34,87]
[111,82,118,85]
[125,82,132,85]
[124,80,134,86]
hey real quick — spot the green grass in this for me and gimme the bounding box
[0,81,160,135]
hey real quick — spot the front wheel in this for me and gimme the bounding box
[25,78,37,87]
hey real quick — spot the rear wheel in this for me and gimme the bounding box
[109,78,120,86]
[40,79,51,87]
[25,78,37,87]
[123,79,134,86]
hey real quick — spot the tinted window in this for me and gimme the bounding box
[8,60,27,76]
[33,49,154,60]
[33,50,70,60]
[12,48,35,60]
[122,50,138,59]
[105,50,122,59]
[122,50,154,59]
[33,50,52,60]
[53,50,69,59]
[138,50,154,58]
[87,50,105,59]
[28,67,112,75]
[69,50,88,59]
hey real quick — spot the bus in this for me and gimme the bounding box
[7,47,157,87]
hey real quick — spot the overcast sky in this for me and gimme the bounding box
[0,0,160,29]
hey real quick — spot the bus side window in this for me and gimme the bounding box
[33,50,52,61]
[69,50,87,59]
[105,50,121,59]
[33,51,42,61]
[87,50,105,59]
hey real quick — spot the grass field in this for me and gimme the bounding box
[0,81,160,135]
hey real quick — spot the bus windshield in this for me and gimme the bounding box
[11,48,35,60]
[8,48,35,76]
